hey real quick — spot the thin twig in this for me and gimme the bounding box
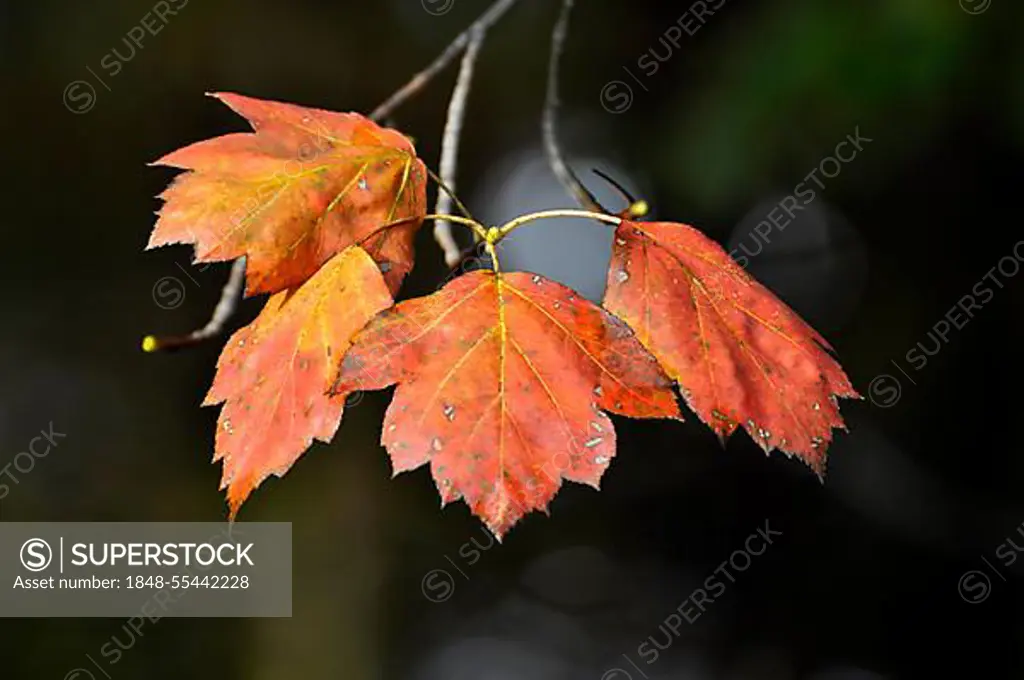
[592,168,649,218]
[143,257,246,352]
[434,25,487,267]
[370,0,521,122]
[425,166,474,222]
[497,208,622,238]
[543,0,603,213]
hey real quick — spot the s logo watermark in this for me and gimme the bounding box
[20,538,53,572]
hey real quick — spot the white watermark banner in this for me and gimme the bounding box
[0,522,291,617]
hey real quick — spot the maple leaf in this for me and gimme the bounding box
[148,92,427,295]
[330,270,681,539]
[204,246,394,517]
[603,220,859,474]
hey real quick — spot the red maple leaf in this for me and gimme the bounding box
[204,246,394,516]
[148,92,426,295]
[331,270,680,538]
[604,219,859,473]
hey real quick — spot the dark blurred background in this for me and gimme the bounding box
[2,0,1023,677]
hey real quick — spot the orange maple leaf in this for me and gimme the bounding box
[604,219,859,474]
[330,270,680,539]
[148,92,426,295]
[204,246,394,516]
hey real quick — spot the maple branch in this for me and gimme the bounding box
[484,240,502,274]
[142,257,246,353]
[542,0,604,214]
[423,213,489,242]
[369,0,521,122]
[425,166,473,222]
[496,209,622,239]
[355,212,488,258]
[433,24,487,267]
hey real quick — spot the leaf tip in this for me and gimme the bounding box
[224,480,250,521]
[814,455,829,482]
